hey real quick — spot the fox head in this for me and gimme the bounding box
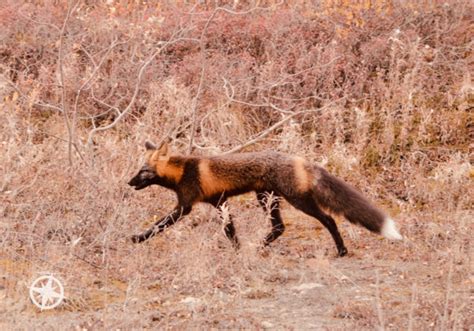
[128,141,171,190]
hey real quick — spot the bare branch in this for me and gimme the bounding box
[221,98,345,155]
[17,10,61,32]
[0,72,63,113]
[222,77,294,115]
[58,0,80,166]
[70,37,122,162]
[187,1,285,155]
[86,33,196,147]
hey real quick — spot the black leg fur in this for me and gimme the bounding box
[209,197,240,249]
[256,191,285,246]
[286,194,348,257]
[223,220,240,249]
[131,205,192,243]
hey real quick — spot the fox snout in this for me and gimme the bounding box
[128,174,145,190]
[128,166,158,190]
[128,175,141,188]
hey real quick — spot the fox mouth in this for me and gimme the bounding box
[128,180,147,190]
[132,184,146,190]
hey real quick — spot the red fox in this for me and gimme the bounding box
[128,141,402,256]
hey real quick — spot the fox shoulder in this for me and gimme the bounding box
[197,158,237,197]
[292,156,314,193]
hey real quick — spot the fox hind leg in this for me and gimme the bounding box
[286,194,348,257]
[223,219,240,249]
[256,191,285,246]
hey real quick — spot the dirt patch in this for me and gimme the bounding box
[1,204,472,329]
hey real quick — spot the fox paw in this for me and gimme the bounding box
[337,247,348,257]
[131,234,144,243]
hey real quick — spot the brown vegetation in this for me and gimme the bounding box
[0,0,472,329]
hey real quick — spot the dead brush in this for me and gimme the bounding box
[0,0,472,329]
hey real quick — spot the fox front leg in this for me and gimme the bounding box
[208,196,240,249]
[131,205,192,243]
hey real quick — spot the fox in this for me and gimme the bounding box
[128,141,402,256]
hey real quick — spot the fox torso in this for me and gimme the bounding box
[128,141,402,254]
[157,152,314,204]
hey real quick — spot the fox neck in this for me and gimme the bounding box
[155,156,186,187]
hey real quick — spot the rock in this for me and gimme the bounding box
[292,282,324,292]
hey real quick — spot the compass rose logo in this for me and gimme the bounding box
[29,275,65,310]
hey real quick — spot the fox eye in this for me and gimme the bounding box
[140,169,156,179]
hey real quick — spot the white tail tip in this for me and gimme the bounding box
[381,218,403,240]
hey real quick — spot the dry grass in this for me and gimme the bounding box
[1,0,473,330]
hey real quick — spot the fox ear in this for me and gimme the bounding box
[151,142,170,162]
[145,141,156,150]
[157,142,169,156]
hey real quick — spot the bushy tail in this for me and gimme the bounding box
[313,167,402,240]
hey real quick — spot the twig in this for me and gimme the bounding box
[187,1,284,154]
[58,0,80,166]
[222,77,287,112]
[17,10,61,33]
[86,33,195,147]
[0,72,63,113]
[375,270,385,331]
[187,8,222,155]
[72,253,102,270]
[408,283,417,331]
[441,255,454,330]
[70,37,122,163]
